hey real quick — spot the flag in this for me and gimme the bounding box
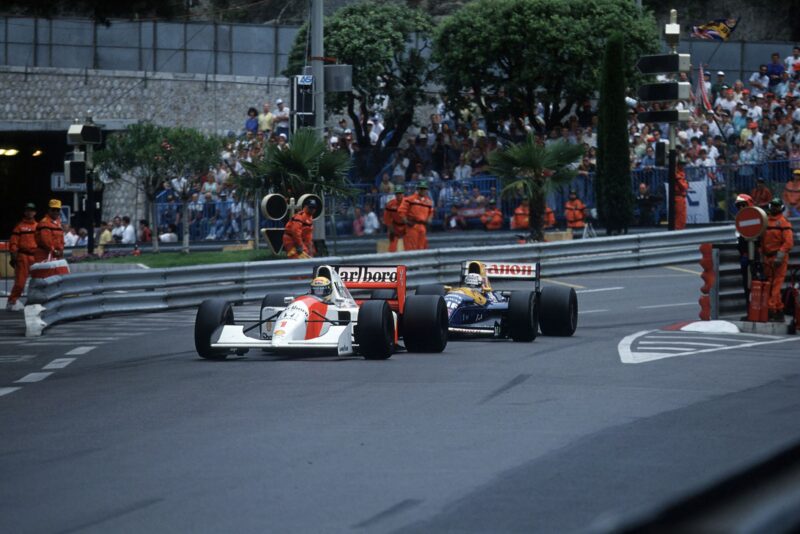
[690,18,740,41]
[698,65,712,111]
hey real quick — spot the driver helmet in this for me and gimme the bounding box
[310,276,333,300]
[768,197,784,214]
[464,273,483,290]
[734,193,754,209]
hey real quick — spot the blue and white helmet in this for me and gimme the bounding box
[464,273,483,289]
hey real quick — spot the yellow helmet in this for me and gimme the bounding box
[310,276,332,299]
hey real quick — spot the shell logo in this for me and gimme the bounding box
[274,330,286,337]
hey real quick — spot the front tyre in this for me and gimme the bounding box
[508,290,538,342]
[539,286,578,337]
[415,284,445,296]
[356,300,394,360]
[403,295,448,353]
[195,299,235,360]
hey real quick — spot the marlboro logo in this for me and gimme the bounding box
[335,266,398,283]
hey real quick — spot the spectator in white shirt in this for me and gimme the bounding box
[121,216,137,244]
[63,225,79,247]
[273,99,290,138]
[362,204,380,235]
[749,65,769,92]
[786,47,800,73]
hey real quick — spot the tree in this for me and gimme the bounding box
[434,0,658,132]
[241,128,353,198]
[239,128,353,251]
[157,128,222,253]
[595,32,633,235]
[489,136,584,242]
[95,123,221,253]
[285,1,435,181]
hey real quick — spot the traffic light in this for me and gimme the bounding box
[637,82,691,102]
[636,52,691,125]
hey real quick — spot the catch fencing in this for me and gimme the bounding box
[24,226,737,336]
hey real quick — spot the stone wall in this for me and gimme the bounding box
[0,65,290,135]
[0,65,290,224]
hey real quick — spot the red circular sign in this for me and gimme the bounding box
[735,206,767,240]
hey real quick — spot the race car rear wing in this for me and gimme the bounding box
[323,265,408,313]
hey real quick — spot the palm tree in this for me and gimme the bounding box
[489,135,584,241]
[242,129,353,198]
[239,129,354,251]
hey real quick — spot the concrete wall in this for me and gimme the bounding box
[0,65,289,135]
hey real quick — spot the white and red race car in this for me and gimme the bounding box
[194,264,448,360]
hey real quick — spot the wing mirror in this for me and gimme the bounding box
[283,296,293,304]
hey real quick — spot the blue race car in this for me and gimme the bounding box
[415,260,577,341]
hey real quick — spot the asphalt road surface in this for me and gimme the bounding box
[2,265,800,533]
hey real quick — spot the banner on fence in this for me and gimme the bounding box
[665,182,710,223]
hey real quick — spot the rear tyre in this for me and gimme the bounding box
[539,286,578,337]
[403,295,448,352]
[371,289,396,300]
[415,284,445,296]
[260,293,291,321]
[508,290,538,342]
[195,299,235,360]
[355,300,394,360]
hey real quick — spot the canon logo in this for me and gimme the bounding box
[338,266,398,283]
[486,263,535,276]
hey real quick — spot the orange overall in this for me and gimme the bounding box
[383,197,406,252]
[398,192,434,250]
[760,213,794,314]
[510,204,529,230]
[480,207,503,230]
[564,199,586,229]
[544,206,556,228]
[8,218,38,305]
[674,171,688,230]
[34,215,64,262]
[283,211,314,259]
[784,179,800,214]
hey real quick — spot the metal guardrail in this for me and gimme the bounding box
[23,226,738,336]
[96,229,527,257]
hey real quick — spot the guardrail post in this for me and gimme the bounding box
[711,246,720,320]
[699,243,714,320]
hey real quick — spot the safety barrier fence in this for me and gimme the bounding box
[93,230,528,258]
[23,226,737,336]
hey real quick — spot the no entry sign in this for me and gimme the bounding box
[735,206,768,240]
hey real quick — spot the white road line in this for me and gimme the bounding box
[638,340,727,348]
[575,287,624,294]
[15,372,53,383]
[541,278,586,289]
[620,330,800,364]
[43,358,76,370]
[645,335,758,343]
[31,340,119,343]
[664,265,702,275]
[631,347,689,352]
[579,309,609,314]
[638,302,696,309]
[66,346,96,356]
[0,387,21,397]
[652,331,782,340]
[0,340,25,345]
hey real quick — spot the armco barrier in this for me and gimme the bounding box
[24,226,738,336]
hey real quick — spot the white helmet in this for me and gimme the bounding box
[464,273,483,289]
